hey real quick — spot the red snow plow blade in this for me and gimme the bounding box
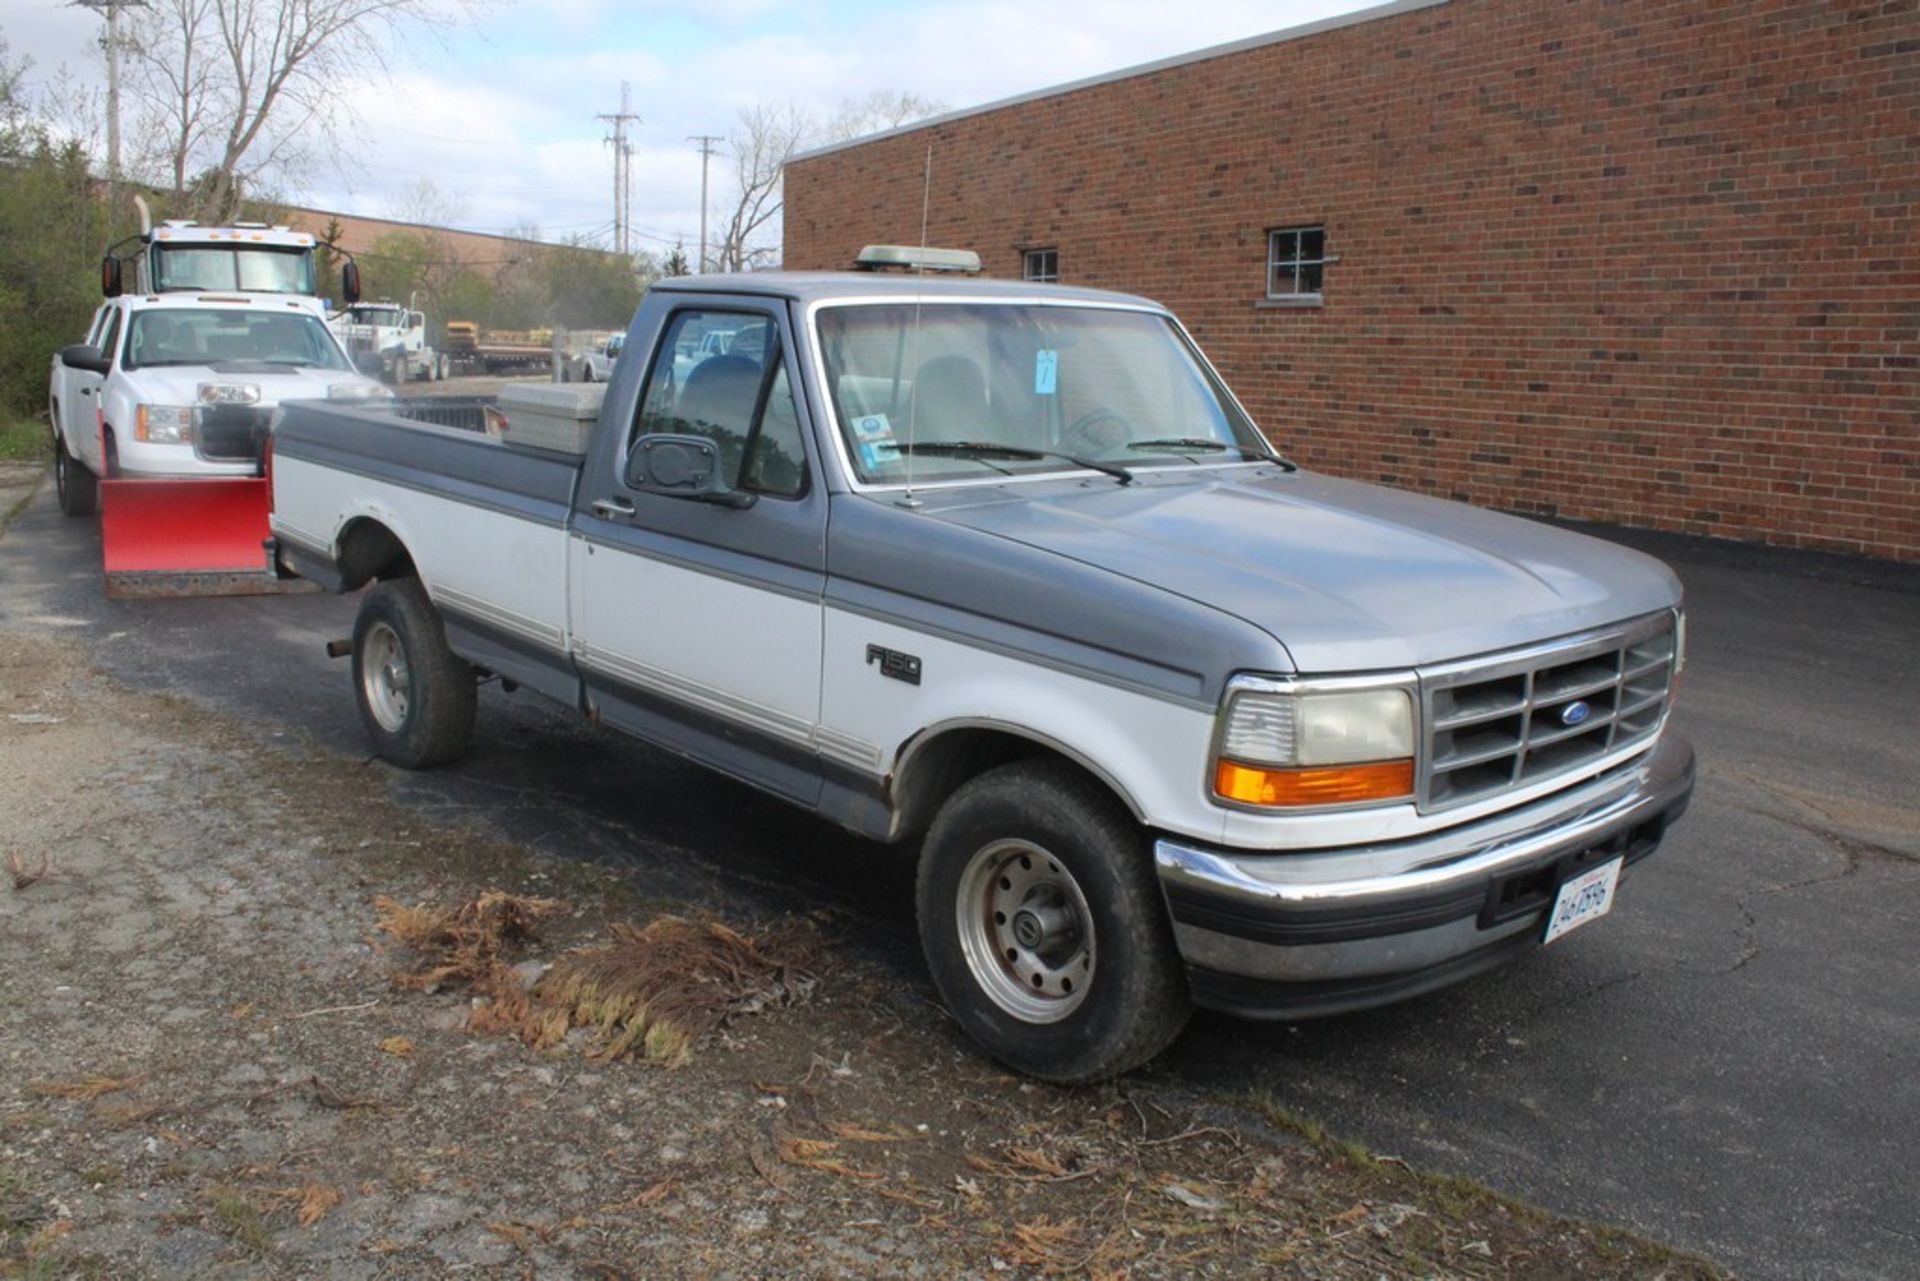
[98,476,303,598]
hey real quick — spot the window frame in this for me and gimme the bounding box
[626,306,810,502]
[1021,247,1060,284]
[1264,225,1330,305]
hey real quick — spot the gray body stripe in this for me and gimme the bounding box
[576,528,822,603]
[435,586,564,650]
[578,644,817,749]
[826,590,1216,714]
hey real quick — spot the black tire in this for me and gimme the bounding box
[351,577,476,768]
[53,434,98,518]
[916,759,1190,1083]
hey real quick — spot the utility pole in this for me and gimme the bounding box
[596,82,639,257]
[689,134,722,274]
[74,0,147,222]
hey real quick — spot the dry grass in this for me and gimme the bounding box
[373,893,817,1066]
[535,916,817,1065]
[29,1075,142,1102]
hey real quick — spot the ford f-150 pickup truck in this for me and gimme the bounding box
[268,249,1695,1082]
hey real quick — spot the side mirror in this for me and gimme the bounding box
[100,257,123,298]
[59,344,112,375]
[625,434,754,508]
[341,261,361,304]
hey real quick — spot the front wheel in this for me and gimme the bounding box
[916,760,1190,1083]
[53,434,98,517]
[352,577,476,768]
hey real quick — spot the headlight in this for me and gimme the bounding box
[327,380,395,402]
[1213,683,1415,808]
[135,404,192,443]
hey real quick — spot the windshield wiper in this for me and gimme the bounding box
[895,439,1134,485]
[1126,437,1297,470]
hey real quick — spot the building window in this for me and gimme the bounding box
[1266,226,1327,300]
[1022,248,1059,283]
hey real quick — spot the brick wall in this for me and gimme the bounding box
[785,0,1920,560]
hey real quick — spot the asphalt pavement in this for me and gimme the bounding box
[3,476,1914,1281]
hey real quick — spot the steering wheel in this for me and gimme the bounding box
[1061,407,1135,455]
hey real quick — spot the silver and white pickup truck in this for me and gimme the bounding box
[269,255,1695,1082]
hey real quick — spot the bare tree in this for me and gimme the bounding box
[714,101,809,273]
[713,91,943,273]
[824,89,946,145]
[123,0,457,221]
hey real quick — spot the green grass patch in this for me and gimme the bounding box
[0,412,50,464]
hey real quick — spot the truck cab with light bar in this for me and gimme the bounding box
[265,246,1695,1081]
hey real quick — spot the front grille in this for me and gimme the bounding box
[1418,611,1677,813]
[192,404,273,463]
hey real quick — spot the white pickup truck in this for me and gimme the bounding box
[49,291,388,518]
[268,253,1695,1082]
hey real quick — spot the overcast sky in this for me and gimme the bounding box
[9,0,1381,253]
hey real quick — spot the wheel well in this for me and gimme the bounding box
[889,725,1144,842]
[335,518,417,590]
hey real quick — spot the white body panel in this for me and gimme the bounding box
[819,607,1225,843]
[271,455,571,652]
[568,537,821,739]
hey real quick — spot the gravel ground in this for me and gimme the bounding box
[0,468,1729,1280]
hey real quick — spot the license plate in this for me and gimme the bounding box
[1542,857,1622,945]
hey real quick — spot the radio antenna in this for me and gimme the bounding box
[900,143,934,508]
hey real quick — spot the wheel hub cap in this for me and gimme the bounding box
[955,839,1095,1024]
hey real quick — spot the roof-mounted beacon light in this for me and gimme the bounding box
[853,245,982,274]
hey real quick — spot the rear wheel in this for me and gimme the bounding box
[53,433,97,517]
[352,577,476,768]
[916,760,1190,1083]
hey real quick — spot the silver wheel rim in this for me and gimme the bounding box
[955,839,1094,1024]
[361,621,411,733]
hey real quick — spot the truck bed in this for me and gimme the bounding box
[270,399,586,703]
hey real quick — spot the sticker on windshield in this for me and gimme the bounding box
[1035,350,1058,396]
[852,412,894,441]
[858,440,900,468]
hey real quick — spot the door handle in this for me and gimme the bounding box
[592,496,636,520]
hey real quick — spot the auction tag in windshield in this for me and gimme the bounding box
[1543,857,1622,945]
[1035,350,1058,395]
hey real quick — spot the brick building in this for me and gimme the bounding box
[278,206,556,273]
[784,0,1919,560]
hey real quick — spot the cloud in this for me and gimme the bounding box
[10,0,1383,249]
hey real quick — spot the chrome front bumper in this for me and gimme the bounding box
[1155,733,1695,1018]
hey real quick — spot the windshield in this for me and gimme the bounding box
[151,244,316,295]
[349,307,407,327]
[125,307,352,371]
[815,302,1270,485]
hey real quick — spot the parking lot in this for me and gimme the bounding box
[2,473,1915,1280]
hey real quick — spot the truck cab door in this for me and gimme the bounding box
[55,305,110,455]
[69,307,122,470]
[569,299,828,806]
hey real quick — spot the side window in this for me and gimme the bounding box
[85,306,109,346]
[632,309,808,500]
[96,310,124,367]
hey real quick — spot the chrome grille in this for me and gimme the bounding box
[1418,612,1677,813]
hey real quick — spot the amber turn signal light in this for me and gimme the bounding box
[1213,758,1414,807]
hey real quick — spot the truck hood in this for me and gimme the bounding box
[119,365,384,407]
[918,468,1683,673]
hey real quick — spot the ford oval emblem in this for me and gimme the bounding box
[1559,700,1593,727]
